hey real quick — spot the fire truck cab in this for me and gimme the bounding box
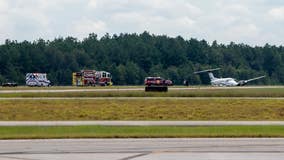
[95,71,112,86]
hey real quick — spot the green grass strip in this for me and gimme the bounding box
[0,126,284,139]
[1,99,284,120]
[2,88,284,97]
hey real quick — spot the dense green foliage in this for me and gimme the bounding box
[0,32,283,85]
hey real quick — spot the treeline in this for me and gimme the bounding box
[0,32,283,85]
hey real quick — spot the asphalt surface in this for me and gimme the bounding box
[0,88,144,93]
[0,86,283,93]
[0,138,283,160]
[0,121,284,126]
[2,97,284,101]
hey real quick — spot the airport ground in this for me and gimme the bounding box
[1,85,284,97]
[0,125,283,139]
[0,86,284,139]
[0,86,284,159]
[0,138,284,160]
[0,98,284,120]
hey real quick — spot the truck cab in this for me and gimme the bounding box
[144,77,172,92]
[96,71,112,86]
[144,77,173,86]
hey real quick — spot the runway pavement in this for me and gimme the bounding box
[2,97,284,100]
[0,88,143,93]
[0,86,283,93]
[0,138,283,160]
[0,121,284,126]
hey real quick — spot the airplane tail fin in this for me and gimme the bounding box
[194,68,220,81]
[208,72,216,81]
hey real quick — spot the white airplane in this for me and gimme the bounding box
[194,68,265,87]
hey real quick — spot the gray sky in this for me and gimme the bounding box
[0,0,283,46]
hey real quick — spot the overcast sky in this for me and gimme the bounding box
[0,0,283,46]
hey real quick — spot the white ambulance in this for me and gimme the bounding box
[26,73,51,87]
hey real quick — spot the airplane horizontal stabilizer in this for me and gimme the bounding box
[194,68,221,74]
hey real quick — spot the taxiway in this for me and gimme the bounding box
[0,138,283,160]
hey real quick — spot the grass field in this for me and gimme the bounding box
[1,99,284,120]
[0,125,283,139]
[1,86,284,138]
[2,87,284,97]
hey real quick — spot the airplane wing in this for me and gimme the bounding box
[245,76,266,83]
[237,76,265,86]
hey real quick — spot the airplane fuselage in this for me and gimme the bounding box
[211,78,238,87]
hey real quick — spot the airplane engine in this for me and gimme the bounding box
[237,80,248,86]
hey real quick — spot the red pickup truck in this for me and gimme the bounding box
[144,77,173,86]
